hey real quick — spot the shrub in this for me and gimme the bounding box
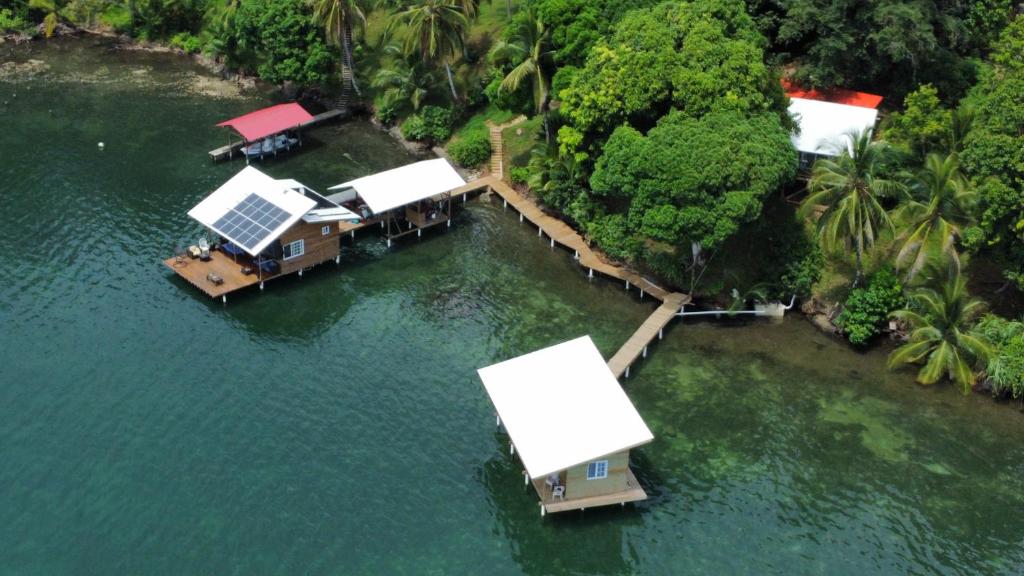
[509,166,530,185]
[170,31,202,54]
[0,8,28,32]
[973,315,1024,398]
[836,268,905,346]
[401,105,453,144]
[374,92,400,126]
[448,133,491,167]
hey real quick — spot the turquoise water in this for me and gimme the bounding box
[2,39,1024,575]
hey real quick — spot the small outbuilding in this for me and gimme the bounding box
[786,83,883,168]
[214,103,315,163]
[478,335,654,516]
[164,166,360,301]
[328,158,467,246]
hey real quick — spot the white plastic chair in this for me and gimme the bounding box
[552,486,565,500]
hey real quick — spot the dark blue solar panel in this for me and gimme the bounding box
[212,193,290,251]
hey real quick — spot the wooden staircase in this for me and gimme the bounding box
[489,126,504,178]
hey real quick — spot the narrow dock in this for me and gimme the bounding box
[607,292,689,378]
[208,108,347,161]
[452,176,673,302]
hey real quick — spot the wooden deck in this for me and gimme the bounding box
[532,468,647,515]
[452,176,674,302]
[608,293,688,378]
[163,251,270,299]
[208,109,348,161]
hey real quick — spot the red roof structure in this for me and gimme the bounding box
[782,80,883,109]
[216,103,314,142]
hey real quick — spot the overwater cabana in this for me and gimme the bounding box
[212,103,314,163]
[478,336,654,516]
[327,158,466,247]
[786,83,883,168]
[164,166,360,301]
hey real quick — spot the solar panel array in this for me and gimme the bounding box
[212,193,291,251]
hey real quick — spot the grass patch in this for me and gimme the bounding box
[502,115,543,167]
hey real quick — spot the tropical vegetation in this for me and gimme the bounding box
[8,0,1024,402]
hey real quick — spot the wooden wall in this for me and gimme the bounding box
[277,221,342,275]
[564,450,631,500]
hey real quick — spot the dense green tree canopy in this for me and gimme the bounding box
[586,110,796,271]
[557,0,786,161]
[524,0,660,67]
[746,0,1013,99]
[960,15,1024,288]
[227,0,334,85]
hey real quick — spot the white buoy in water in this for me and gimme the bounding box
[98,142,105,150]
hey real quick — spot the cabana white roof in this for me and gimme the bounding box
[328,158,466,215]
[188,166,317,256]
[788,97,880,156]
[478,336,654,479]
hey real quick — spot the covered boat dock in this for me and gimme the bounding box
[209,103,344,163]
[478,336,654,516]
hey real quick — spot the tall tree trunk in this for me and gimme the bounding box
[445,60,458,101]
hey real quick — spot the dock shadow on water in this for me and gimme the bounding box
[2,38,1024,576]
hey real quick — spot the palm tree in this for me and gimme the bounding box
[489,8,552,139]
[893,153,977,280]
[312,0,367,96]
[799,129,902,284]
[28,0,63,38]
[387,0,468,101]
[888,266,992,393]
[371,44,435,111]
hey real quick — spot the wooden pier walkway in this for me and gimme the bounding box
[452,176,676,302]
[607,292,688,378]
[208,108,347,161]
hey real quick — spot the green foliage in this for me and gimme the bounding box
[972,315,1024,398]
[401,105,453,143]
[0,8,29,32]
[887,266,991,392]
[525,0,660,67]
[133,0,207,38]
[747,0,1010,100]
[448,132,491,167]
[227,0,334,85]
[778,235,823,298]
[170,31,202,53]
[960,15,1024,289]
[588,110,796,270]
[558,0,787,161]
[884,84,952,159]
[836,267,905,346]
[483,69,531,112]
[509,166,530,185]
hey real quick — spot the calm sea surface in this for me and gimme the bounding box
[2,39,1023,575]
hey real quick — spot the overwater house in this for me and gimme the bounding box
[478,336,654,516]
[210,103,316,163]
[785,83,883,168]
[164,166,361,301]
[327,158,467,247]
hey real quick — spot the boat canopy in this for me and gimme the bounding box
[328,158,466,215]
[477,336,654,479]
[216,103,314,143]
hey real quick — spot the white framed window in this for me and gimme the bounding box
[586,460,608,480]
[283,239,304,260]
[321,225,331,236]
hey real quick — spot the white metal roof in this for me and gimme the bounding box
[477,336,654,479]
[187,166,317,256]
[328,158,466,215]
[788,97,879,156]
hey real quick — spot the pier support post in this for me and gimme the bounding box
[222,295,227,304]
[496,414,501,428]
[259,282,264,290]
[588,268,593,279]
[503,199,507,209]
[625,366,630,378]
[298,269,303,278]
[387,238,392,248]
[640,290,645,300]
[381,220,385,229]
[550,238,554,249]
[447,219,451,228]
[417,229,422,239]
[538,228,542,238]
[643,346,647,358]
[541,505,546,517]
[335,255,340,264]
[519,213,523,223]
[510,442,516,455]
[659,328,663,340]
[351,230,355,239]
[524,471,529,486]
[626,280,630,291]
